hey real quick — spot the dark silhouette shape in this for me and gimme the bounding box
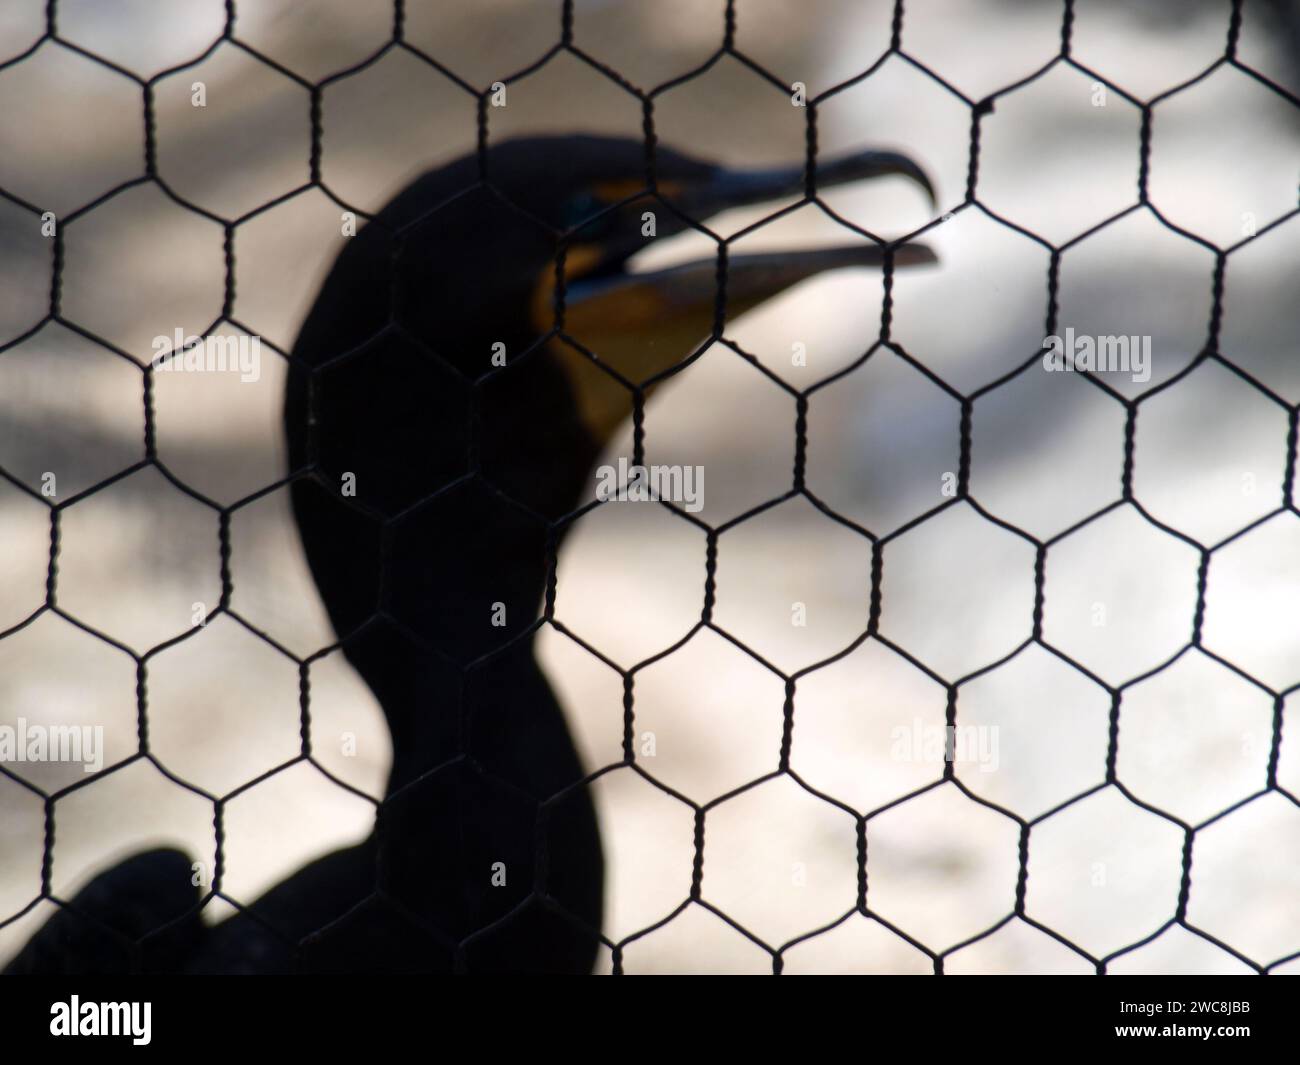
[4,136,934,974]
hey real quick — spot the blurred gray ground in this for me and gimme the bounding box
[0,0,1298,973]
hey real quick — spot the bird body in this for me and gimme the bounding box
[5,135,934,975]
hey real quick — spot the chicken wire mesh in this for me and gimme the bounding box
[0,0,1298,974]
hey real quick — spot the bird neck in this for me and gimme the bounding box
[325,347,604,796]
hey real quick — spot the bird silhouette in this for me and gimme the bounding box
[4,135,935,974]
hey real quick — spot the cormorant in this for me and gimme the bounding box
[4,135,935,975]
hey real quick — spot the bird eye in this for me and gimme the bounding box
[561,191,608,233]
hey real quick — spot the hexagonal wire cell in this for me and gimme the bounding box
[0,0,1297,977]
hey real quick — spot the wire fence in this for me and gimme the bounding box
[1,0,1299,973]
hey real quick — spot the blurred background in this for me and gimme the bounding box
[1,0,1298,974]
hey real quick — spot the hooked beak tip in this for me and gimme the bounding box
[693,146,937,217]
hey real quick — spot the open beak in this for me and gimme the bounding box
[565,146,937,330]
[552,146,937,443]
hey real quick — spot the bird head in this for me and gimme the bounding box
[513,136,937,442]
[291,134,936,529]
[346,135,937,460]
